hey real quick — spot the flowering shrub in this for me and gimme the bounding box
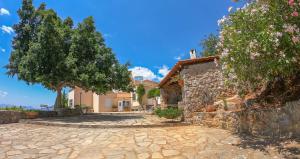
[218,0,300,95]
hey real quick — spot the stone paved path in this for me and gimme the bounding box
[1,123,299,159]
[20,114,183,128]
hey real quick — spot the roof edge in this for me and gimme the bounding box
[159,56,219,87]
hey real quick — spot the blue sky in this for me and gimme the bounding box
[0,0,243,106]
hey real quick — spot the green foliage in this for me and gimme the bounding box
[62,90,68,108]
[25,109,40,113]
[222,99,228,111]
[0,106,25,111]
[6,0,132,109]
[218,1,300,93]
[147,88,160,99]
[136,84,145,106]
[0,106,41,113]
[200,34,219,57]
[154,107,182,119]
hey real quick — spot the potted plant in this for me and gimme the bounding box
[25,110,39,119]
[81,105,89,114]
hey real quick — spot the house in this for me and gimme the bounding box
[159,50,224,119]
[131,80,160,110]
[68,79,159,112]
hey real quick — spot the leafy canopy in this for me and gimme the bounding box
[136,84,145,105]
[147,88,160,99]
[6,0,132,108]
[218,0,300,93]
[200,34,219,57]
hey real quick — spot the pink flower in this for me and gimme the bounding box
[292,36,300,43]
[292,11,299,17]
[289,0,295,6]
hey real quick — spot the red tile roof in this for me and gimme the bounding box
[159,56,219,87]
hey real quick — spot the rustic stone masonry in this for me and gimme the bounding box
[191,100,300,138]
[0,110,22,124]
[180,61,224,118]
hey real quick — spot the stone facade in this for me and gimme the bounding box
[0,110,22,124]
[191,100,300,138]
[180,62,223,118]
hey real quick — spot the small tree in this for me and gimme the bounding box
[147,88,160,107]
[61,90,68,108]
[136,84,145,110]
[200,34,219,57]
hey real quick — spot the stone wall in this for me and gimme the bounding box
[180,62,224,118]
[191,100,300,138]
[0,110,22,124]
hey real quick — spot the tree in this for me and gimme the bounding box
[147,88,160,107]
[218,1,300,100]
[61,90,68,108]
[200,34,219,57]
[6,0,132,109]
[147,88,160,98]
[136,84,145,109]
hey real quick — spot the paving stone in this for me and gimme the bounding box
[149,144,161,152]
[0,153,5,159]
[1,141,12,145]
[12,145,27,150]
[57,148,71,155]
[151,152,163,158]
[162,149,180,157]
[0,119,297,159]
[125,151,137,159]
[137,142,151,147]
[106,155,125,159]
[137,153,150,159]
[51,144,65,150]
[153,139,166,145]
[6,150,23,156]
[68,151,79,159]
[39,149,56,154]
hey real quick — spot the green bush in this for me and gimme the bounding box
[0,106,25,112]
[218,1,300,94]
[25,109,40,113]
[154,107,182,119]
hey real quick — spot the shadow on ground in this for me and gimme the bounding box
[235,133,300,158]
[38,114,144,123]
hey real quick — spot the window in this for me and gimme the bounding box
[69,99,73,107]
[132,93,137,101]
[123,101,130,107]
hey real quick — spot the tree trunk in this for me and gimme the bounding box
[153,98,157,108]
[54,87,63,110]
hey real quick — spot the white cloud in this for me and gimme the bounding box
[228,6,233,12]
[130,65,171,81]
[0,8,10,16]
[130,67,158,81]
[1,48,5,53]
[174,53,186,61]
[0,90,8,98]
[1,25,14,34]
[174,56,182,60]
[158,65,170,77]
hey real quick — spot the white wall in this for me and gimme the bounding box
[93,93,99,113]
[68,90,75,108]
